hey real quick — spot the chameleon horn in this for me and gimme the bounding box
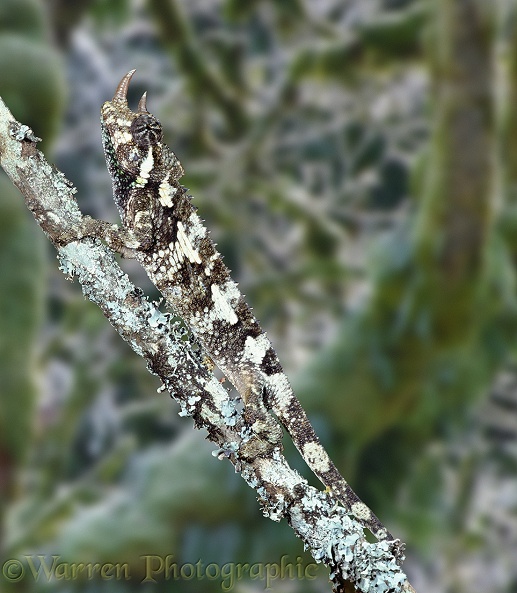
[113,69,136,102]
[137,91,149,113]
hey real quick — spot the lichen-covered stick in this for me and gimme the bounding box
[73,70,395,544]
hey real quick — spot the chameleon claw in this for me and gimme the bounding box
[138,91,149,113]
[113,69,136,102]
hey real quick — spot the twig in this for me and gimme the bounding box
[0,97,415,593]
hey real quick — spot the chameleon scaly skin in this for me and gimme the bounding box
[97,70,394,543]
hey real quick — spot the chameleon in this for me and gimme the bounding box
[79,70,395,544]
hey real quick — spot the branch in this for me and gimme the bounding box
[0,97,415,593]
[147,0,248,137]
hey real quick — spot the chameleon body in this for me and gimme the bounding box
[96,71,393,542]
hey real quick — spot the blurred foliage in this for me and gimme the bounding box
[1,0,517,592]
[0,0,65,143]
[0,0,63,559]
[0,177,45,547]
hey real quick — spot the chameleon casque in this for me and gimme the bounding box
[87,70,395,543]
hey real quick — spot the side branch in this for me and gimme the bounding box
[0,97,414,593]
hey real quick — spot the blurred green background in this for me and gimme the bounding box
[1,0,517,591]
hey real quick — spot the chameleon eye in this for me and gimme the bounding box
[130,114,163,148]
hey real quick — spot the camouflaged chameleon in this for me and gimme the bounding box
[85,70,395,543]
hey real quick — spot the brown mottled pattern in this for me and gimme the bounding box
[99,72,394,543]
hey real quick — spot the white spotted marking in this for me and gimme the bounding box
[134,211,147,224]
[187,212,208,241]
[168,252,182,278]
[210,284,238,325]
[203,253,219,276]
[158,173,173,207]
[113,129,132,146]
[177,221,202,264]
[242,334,270,365]
[220,280,241,303]
[135,146,154,186]
[351,502,371,521]
[302,442,331,473]
[266,373,292,411]
[173,242,184,264]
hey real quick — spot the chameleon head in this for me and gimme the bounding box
[100,70,184,185]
